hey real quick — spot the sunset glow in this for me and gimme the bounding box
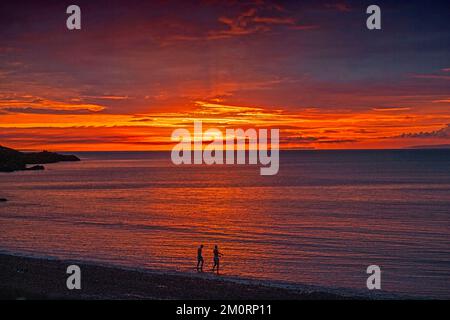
[1,1,449,151]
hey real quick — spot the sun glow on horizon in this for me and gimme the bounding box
[1,97,450,151]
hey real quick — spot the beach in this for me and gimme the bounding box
[0,253,350,300]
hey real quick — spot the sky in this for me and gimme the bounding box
[1,0,450,151]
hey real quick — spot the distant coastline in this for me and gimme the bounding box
[0,145,80,173]
[405,144,450,149]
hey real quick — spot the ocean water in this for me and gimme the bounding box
[0,150,449,298]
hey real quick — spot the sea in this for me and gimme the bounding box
[1,150,449,298]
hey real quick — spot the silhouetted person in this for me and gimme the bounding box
[212,245,223,275]
[197,244,204,272]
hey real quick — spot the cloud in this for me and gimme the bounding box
[412,68,450,81]
[325,2,352,12]
[0,95,106,114]
[130,118,154,122]
[317,139,358,144]
[288,24,319,31]
[82,95,129,101]
[3,107,99,115]
[281,135,358,145]
[208,6,315,39]
[372,106,411,112]
[252,16,296,25]
[399,124,450,139]
[412,74,450,81]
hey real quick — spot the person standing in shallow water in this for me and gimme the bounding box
[212,245,223,275]
[197,244,204,272]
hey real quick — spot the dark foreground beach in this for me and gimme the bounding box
[0,253,351,300]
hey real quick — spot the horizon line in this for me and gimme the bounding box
[13,147,450,153]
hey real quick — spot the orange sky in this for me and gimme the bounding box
[1,99,450,151]
[1,1,450,151]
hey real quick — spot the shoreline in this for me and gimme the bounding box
[0,253,360,300]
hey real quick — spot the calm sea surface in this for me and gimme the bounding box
[1,150,449,298]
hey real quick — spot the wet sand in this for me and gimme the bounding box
[0,253,349,300]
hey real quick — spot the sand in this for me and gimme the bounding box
[0,253,349,300]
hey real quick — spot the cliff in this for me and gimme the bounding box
[0,146,80,172]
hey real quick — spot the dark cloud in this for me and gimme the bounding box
[281,135,358,144]
[316,139,358,144]
[3,107,98,115]
[399,124,450,139]
[324,2,353,12]
[130,118,154,122]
